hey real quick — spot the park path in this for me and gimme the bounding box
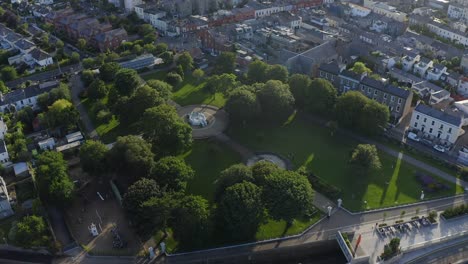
[70,74,99,140]
[214,133,255,161]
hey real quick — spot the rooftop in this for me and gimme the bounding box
[415,104,462,126]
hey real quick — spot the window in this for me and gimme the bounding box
[391,96,395,102]
[361,85,365,91]
[320,71,325,77]
[414,122,418,128]
[423,117,427,123]
[431,121,435,126]
[448,128,452,134]
[396,106,400,112]
[416,115,420,120]
[384,94,388,99]
[429,128,433,133]
[374,90,378,95]
[440,124,444,129]
[398,98,402,104]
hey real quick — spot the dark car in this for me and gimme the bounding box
[421,139,432,147]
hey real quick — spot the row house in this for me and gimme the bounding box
[413,57,433,77]
[458,76,468,96]
[0,80,59,113]
[198,29,233,54]
[412,81,450,105]
[426,64,447,81]
[95,29,128,52]
[409,104,464,145]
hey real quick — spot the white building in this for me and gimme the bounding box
[0,81,59,113]
[0,177,13,219]
[0,140,10,166]
[124,0,144,12]
[426,20,468,47]
[35,0,54,5]
[402,53,420,72]
[348,3,371,17]
[413,58,433,77]
[0,118,7,141]
[38,138,56,151]
[363,0,407,22]
[458,76,468,96]
[427,64,447,81]
[410,104,464,145]
[448,4,468,20]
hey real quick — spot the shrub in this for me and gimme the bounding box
[380,238,400,260]
[428,211,438,223]
[441,204,468,219]
[96,110,112,123]
[307,174,342,201]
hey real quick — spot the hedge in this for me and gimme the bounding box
[308,173,342,201]
[441,204,468,219]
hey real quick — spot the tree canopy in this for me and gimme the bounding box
[115,68,140,96]
[79,140,109,174]
[307,78,337,114]
[100,62,122,82]
[257,80,295,122]
[151,156,194,192]
[42,99,79,129]
[215,164,254,201]
[213,52,236,74]
[350,62,372,75]
[350,144,382,174]
[225,87,259,123]
[123,178,162,223]
[146,80,172,101]
[10,215,49,248]
[177,52,194,73]
[288,74,311,108]
[87,79,108,100]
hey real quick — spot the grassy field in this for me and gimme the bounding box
[228,114,463,212]
[256,212,323,241]
[180,140,242,201]
[143,71,227,107]
[81,97,130,143]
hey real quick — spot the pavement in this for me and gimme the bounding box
[402,235,468,263]
[70,74,99,140]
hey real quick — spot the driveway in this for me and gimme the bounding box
[70,74,99,140]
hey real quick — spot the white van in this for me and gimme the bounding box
[407,132,420,142]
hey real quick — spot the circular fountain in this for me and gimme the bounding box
[188,111,208,127]
[246,153,288,169]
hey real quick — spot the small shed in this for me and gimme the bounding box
[38,137,56,150]
[66,131,83,144]
[13,162,29,177]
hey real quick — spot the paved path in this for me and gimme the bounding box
[214,133,255,161]
[70,74,99,140]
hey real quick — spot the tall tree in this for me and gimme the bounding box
[205,73,237,97]
[257,80,295,122]
[288,74,311,108]
[87,79,108,100]
[151,156,194,192]
[100,62,122,82]
[79,140,109,174]
[215,164,254,201]
[192,68,205,84]
[213,52,236,74]
[358,100,390,135]
[247,60,269,83]
[217,181,263,242]
[177,52,194,73]
[350,62,372,75]
[262,170,314,222]
[349,144,382,175]
[251,160,281,185]
[123,178,161,224]
[146,80,172,101]
[140,105,192,157]
[11,215,49,248]
[265,64,288,83]
[307,78,337,114]
[334,91,368,128]
[1,66,17,81]
[115,68,140,96]
[225,87,260,123]
[42,99,79,129]
[77,38,87,50]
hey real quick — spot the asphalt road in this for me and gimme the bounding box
[6,64,82,88]
[407,239,468,264]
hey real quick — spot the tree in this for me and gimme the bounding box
[35,151,74,206]
[154,43,168,55]
[335,91,368,128]
[38,83,71,109]
[123,178,161,222]
[42,99,79,129]
[0,80,8,93]
[16,107,35,132]
[215,164,254,200]
[115,85,164,126]
[266,64,288,83]
[288,74,311,108]
[146,80,172,101]
[77,38,87,50]
[1,66,17,81]
[165,72,182,87]
[160,51,174,65]
[262,170,314,222]
[132,44,143,55]
[307,78,337,114]
[100,62,122,82]
[115,68,140,96]
[257,80,295,122]
[192,68,205,83]
[88,79,108,100]
[225,88,259,123]
[108,135,155,184]
[143,33,156,44]
[70,52,80,63]
[138,24,154,36]
[218,181,263,242]
[251,160,281,185]
[350,144,382,174]
[247,60,269,83]
[171,195,211,249]
[81,69,95,87]
[177,52,194,73]
[137,194,178,235]
[79,140,109,174]
[213,52,236,74]
[11,215,49,248]
[140,104,192,156]
[205,73,237,97]
[151,156,194,192]
[350,62,372,75]
[358,100,389,135]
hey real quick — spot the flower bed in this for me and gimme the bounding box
[415,172,448,193]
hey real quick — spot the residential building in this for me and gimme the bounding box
[412,80,450,106]
[363,0,408,22]
[348,3,371,17]
[124,0,144,12]
[13,162,29,177]
[338,69,364,93]
[318,61,342,87]
[0,118,7,140]
[0,140,9,165]
[413,57,433,77]
[94,28,128,52]
[38,138,56,151]
[409,104,464,145]
[447,3,468,20]
[25,48,53,67]
[389,67,424,85]
[458,76,468,96]
[426,64,447,81]
[359,76,412,123]
[0,81,59,113]
[0,177,13,219]
[35,0,54,4]
[402,52,420,71]
[462,53,468,73]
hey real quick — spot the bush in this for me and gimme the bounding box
[166,72,182,87]
[380,238,400,260]
[307,174,342,201]
[428,211,438,223]
[96,110,112,123]
[441,204,468,219]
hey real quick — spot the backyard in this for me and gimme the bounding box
[227,113,464,212]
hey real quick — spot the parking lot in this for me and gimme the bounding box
[65,166,142,256]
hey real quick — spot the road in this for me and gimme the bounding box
[70,74,99,139]
[6,64,82,88]
[406,238,468,264]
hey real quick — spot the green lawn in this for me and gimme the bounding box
[143,71,227,107]
[81,97,130,143]
[228,114,463,212]
[256,211,323,241]
[180,140,242,202]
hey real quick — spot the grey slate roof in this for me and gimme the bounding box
[339,70,361,81]
[415,104,461,126]
[361,76,411,98]
[319,61,341,75]
[0,81,59,106]
[433,64,446,70]
[361,76,385,89]
[14,39,35,51]
[28,48,50,61]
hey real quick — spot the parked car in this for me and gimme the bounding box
[421,139,432,147]
[433,145,445,153]
[407,132,420,142]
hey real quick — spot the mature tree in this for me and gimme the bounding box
[266,64,288,83]
[79,140,109,174]
[81,69,95,87]
[251,160,281,185]
[307,78,337,114]
[108,135,155,184]
[177,52,194,73]
[215,164,254,200]
[35,151,74,206]
[70,52,80,63]
[115,85,164,126]
[335,91,368,128]
[42,99,79,129]
[160,51,174,65]
[137,194,178,235]
[205,73,237,97]
[0,80,8,93]
[1,66,17,81]
[115,68,140,96]
[87,79,108,100]
[146,80,172,101]
[16,107,34,131]
[225,88,259,123]
[100,62,122,82]
[350,62,372,75]
[140,104,192,157]
[257,80,295,121]
[151,156,194,192]
[138,24,154,36]
[132,44,143,55]
[288,74,311,108]
[358,100,389,135]
[247,60,269,83]
[172,195,211,249]
[154,43,168,55]
[214,52,236,74]
[37,82,71,109]
[11,215,49,248]
[192,68,205,83]
[77,38,87,50]
[165,72,182,87]
[218,181,263,242]
[262,170,314,222]
[123,178,161,223]
[350,144,382,174]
